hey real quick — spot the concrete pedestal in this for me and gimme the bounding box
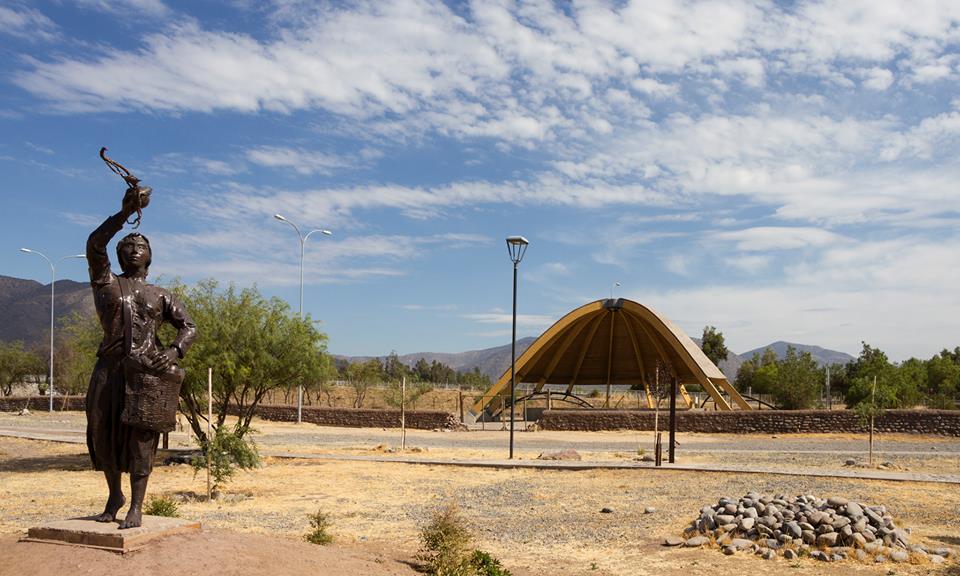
[23,515,201,553]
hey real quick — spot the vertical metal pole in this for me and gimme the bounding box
[509,262,518,459]
[48,264,55,412]
[668,376,677,463]
[297,235,304,424]
[401,375,406,451]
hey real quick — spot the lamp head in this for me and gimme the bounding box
[321,230,333,236]
[19,248,32,254]
[505,235,529,265]
[274,214,287,222]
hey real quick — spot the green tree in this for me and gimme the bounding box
[734,354,757,393]
[0,342,43,396]
[700,326,729,366]
[382,378,432,409]
[770,345,821,409]
[345,358,382,408]
[170,279,330,445]
[845,342,921,409]
[926,350,960,408]
[382,351,409,382]
[749,348,780,395]
[54,311,102,395]
[457,367,491,390]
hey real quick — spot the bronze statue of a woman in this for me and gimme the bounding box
[86,151,196,528]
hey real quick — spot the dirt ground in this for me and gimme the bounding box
[1,413,959,575]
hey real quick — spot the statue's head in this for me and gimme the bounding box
[116,232,152,275]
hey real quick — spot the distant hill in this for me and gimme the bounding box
[0,275,94,345]
[343,338,854,384]
[340,337,537,381]
[738,341,855,367]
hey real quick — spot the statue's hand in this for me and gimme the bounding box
[146,348,178,373]
[121,185,152,216]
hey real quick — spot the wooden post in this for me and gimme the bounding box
[458,389,464,424]
[206,367,212,501]
[655,432,662,466]
[668,376,677,464]
[547,389,552,410]
[869,375,876,466]
[401,376,406,451]
[162,432,169,450]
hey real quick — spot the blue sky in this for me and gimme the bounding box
[1,0,959,361]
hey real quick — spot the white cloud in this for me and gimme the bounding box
[630,234,960,361]
[74,0,171,18]
[710,227,845,251]
[246,146,355,175]
[665,253,692,276]
[724,254,772,274]
[716,57,765,87]
[462,312,556,328]
[0,5,58,41]
[860,67,894,90]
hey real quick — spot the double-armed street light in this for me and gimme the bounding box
[274,214,332,424]
[505,235,529,459]
[18,249,86,412]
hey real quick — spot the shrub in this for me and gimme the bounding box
[469,550,512,576]
[418,503,474,576]
[144,495,179,517]
[191,425,260,494]
[418,504,512,576]
[304,510,334,545]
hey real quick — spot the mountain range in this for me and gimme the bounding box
[0,274,854,380]
[0,275,94,344]
[347,337,854,382]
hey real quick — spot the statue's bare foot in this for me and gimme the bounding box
[94,494,126,523]
[119,505,142,529]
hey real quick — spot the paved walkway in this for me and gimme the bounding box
[3,427,959,485]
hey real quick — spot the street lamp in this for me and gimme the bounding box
[19,249,86,412]
[505,235,529,459]
[274,214,332,424]
[610,281,620,300]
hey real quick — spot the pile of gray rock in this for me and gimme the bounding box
[665,492,953,564]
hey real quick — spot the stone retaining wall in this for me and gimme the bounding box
[0,395,85,412]
[0,396,460,430]
[235,404,463,430]
[537,409,960,436]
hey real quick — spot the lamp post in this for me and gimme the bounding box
[505,235,529,459]
[274,214,332,424]
[610,281,620,300]
[19,249,86,412]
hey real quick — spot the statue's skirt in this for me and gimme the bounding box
[85,355,159,476]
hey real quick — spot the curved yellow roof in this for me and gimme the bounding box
[471,298,750,414]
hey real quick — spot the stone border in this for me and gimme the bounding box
[0,396,462,430]
[537,408,960,436]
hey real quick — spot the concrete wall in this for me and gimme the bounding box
[537,409,960,436]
